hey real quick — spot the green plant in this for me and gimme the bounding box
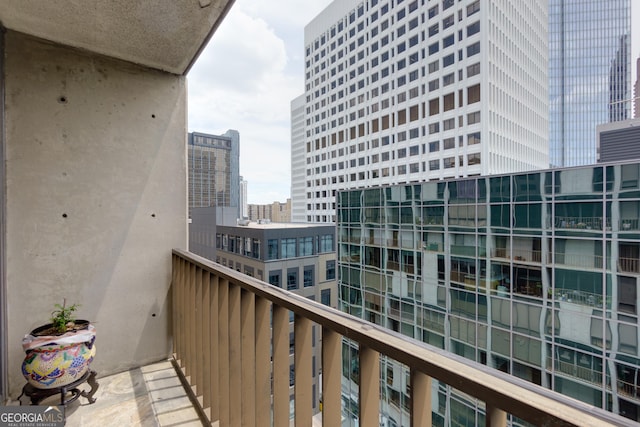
[50,299,80,333]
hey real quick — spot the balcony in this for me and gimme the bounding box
[169,249,626,426]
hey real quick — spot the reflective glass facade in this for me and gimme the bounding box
[549,0,632,167]
[337,162,640,425]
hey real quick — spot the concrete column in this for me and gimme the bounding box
[4,31,187,397]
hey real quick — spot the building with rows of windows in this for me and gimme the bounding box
[337,161,640,425]
[188,130,240,225]
[292,0,549,223]
[214,222,337,414]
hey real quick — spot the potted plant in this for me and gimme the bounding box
[21,299,96,390]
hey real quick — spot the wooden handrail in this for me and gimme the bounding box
[172,249,627,427]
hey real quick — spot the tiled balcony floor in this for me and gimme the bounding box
[13,359,326,426]
[14,360,204,427]
[66,360,203,426]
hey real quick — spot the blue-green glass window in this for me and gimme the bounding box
[303,266,314,288]
[267,239,278,260]
[326,260,336,280]
[281,238,296,258]
[321,289,331,306]
[319,234,334,252]
[268,271,281,287]
[299,237,313,256]
[287,268,298,290]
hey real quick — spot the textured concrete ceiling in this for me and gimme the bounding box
[0,0,235,75]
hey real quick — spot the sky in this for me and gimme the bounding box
[187,0,333,205]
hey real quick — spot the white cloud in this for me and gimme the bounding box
[187,0,333,204]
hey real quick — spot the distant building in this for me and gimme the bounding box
[248,199,292,223]
[215,221,338,414]
[635,57,640,118]
[240,176,248,219]
[337,161,640,424]
[294,0,549,223]
[549,0,635,166]
[188,206,218,261]
[188,130,240,226]
[291,95,307,223]
[597,118,640,163]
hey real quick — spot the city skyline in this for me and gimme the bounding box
[188,0,640,207]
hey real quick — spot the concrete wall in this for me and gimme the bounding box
[4,32,187,397]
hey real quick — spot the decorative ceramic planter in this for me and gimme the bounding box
[21,322,96,389]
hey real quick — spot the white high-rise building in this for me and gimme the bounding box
[294,0,548,223]
[291,94,307,222]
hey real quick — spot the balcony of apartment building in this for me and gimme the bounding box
[0,4,634,426]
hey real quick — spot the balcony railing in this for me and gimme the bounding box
[172,249,626,427]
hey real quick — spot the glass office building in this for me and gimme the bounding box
[337,162,640,425]
[549,0,633,167]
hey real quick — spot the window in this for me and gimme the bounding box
[429,98,439,115]
[320,234,334,252]
[398,165,407,174]
[428,60,439,73]
[326,260,336,280]
[467,0,480,16]
[429,160,440,170]
[299,236,314,256]
[443,15,454,29]
[321,288,331,306]
[443,73,455,86]
[467,42,480,57]
[287,268,298,290]
[429,79,439,91]
[410,162,420,173]
[304,266,314,288]
[281,238,296,258]
[443,93,455,111]
[443,34,455,48]
[467,21,480,37]
[443,53,455,68]
[429,42,439,55]
[269,271,281,287]
[267,239,279,260]
[443,118,455,131]
[398,148,407,158]
[429,123,440,134]
[467,84,480,104]
[468,153,481,165]
[468,132,481,145]
[429,141,439,152]
[444,137,455,149]
[428,5,438,19]
[429,24,439,37]
[467,111,480,124]
[444,157,455,169]
[467,62,480,77]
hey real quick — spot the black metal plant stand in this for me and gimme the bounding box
[19,370,99,406]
